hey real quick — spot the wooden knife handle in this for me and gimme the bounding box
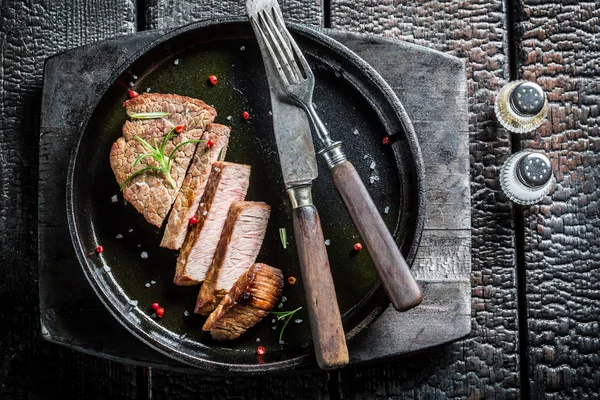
[293,204,349,370]
[330,160,423,311]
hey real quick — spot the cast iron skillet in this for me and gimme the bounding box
[66,17,426,373]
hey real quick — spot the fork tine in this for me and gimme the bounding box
[264,9,303,83]
[260,10,300,85]
[273,10,312,79]
[251,15,290,86]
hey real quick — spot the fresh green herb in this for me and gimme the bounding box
[120,127,204,191]
[128,111,170,119]
[217,145,227,161]
[271,306,302,342]
[279,228,287,249]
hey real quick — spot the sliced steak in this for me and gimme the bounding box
[110,93,216,227]
[161,124,231,250]
[195,201,271,315]
[174,162,251,285]
[203,263,283,340]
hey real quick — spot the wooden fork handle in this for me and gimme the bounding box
[330,161,423,311]
[290,187,348,369]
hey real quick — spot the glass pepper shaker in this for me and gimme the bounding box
[495,80,548,134]
[500,150,555,205]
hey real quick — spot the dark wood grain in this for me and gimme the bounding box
[514,1,600,398]
[144,0,323,30]
[330,0,520,398]
[330,160,423,311]
[293,203,349,370]
[0,0,138,398]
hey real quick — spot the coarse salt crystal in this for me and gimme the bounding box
[184,310,190,317]
[279,340,284,345]
[128,300,138,307]
[369,175,380,185]
[202,211,207,216]
[295,319,303,324]
[282,296,287,302]
[363,154,369,159]
[226,115,232,121]
[271,319,276,324]
[384,206,390,214]
[140,251,148,259]
[370,161,376,170]
[146,88,151,92]
[256,338,261,343]
[116,234,123,239]
[200,203,204,207]
[103,266,111,273]
[132,74,138,80]
[137,244,142,248]
[174,59,179,65]
[277,303,283,309]
[324,239,331,246]
[129,81,134,87]
[272,326,277,330]
[145,283,151,288]
[240,45,246,51]
[353,129,359,136]
[111,194,118,203]
[151,280,156,285]
[128,228,133,233]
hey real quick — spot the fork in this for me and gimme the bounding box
[250,2,424,313]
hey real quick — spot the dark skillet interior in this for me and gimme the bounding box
[68,19,424,372]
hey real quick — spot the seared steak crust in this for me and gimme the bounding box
[174,162,251,285]
[161,124,231,249]
[203,263,283,340]
[195,201,271,315]
[110,93,216,227]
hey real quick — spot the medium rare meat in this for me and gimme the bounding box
[174,162,251,285]
[110,93,216,227]
[161,124,231,249]
[195,201,271,315]
[203,263,283,340]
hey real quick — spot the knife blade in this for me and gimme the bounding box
[247,0,349,370]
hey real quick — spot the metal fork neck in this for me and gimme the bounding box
[303,102,347,168]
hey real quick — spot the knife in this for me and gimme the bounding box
[247,0,349,370]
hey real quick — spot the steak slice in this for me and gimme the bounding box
[161,124,231,250]
[203,263,283,340]
[110,93,216,227]
[195,201,271,315]
[174,162,251,285]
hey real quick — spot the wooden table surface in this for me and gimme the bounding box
[1,1,598,399]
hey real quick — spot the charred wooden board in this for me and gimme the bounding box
[515,2,600,398]
[38,25,470,374]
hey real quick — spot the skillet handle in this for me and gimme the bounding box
[330,160,423,311]
[289,186,349,370]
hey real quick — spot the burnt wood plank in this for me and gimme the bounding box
[514,2,600,398]
[331,1,520,398]
[0,1,138,398]
[144,0,323,29]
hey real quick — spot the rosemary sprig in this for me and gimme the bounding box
[217,145,227,161]
[120,127,204,191]
[279,228,287,249]
[271,306,302,342]
[128,111,170,119]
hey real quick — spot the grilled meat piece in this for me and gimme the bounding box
[203,263,283,340]
[195,201,271,315]
[110,93,216,227]
[174,162,251,285]
[161,124,231,249]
